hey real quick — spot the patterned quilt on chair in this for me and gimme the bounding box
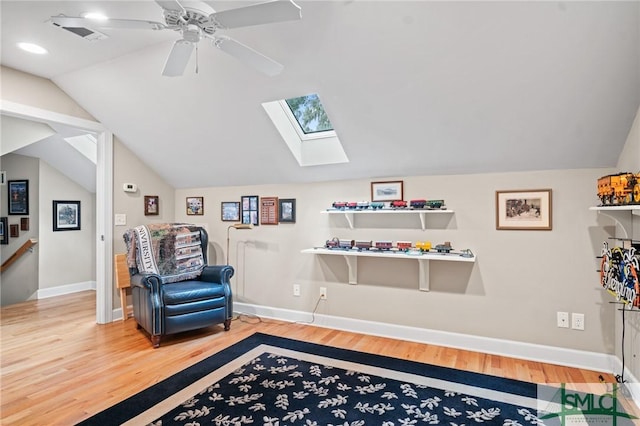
[123,223,205,283]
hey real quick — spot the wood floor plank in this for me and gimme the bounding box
[0,291,621,425]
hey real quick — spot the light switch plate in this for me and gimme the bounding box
[114,214,126,226]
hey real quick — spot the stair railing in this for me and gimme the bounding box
[1,238,38,273]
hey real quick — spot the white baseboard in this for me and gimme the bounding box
[235,302,619,375]
[111,306,133,322]
[37,281,96,299]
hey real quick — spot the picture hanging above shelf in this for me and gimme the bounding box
[321,209,454,230]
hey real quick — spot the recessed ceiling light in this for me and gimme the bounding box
[82,12,108,21]
[17,42,48,55]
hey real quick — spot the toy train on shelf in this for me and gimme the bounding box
[330,199,446,210]
[323,238,473,257]
[597,172,640,205]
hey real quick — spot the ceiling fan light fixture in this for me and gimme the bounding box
[17,42,48,55]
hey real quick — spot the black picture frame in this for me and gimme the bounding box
[8,180,29,215]
[53,200,81,231]
[221,201,241,222]
[278,198,296,223]
[241,195,259,226]
[0,217,7,244]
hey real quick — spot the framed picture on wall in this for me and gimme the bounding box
[9,224,19,238]
[221,201,240,222]
[144,195,159,216]
[260,197,279,225]
[8,180,29,215]
[53,200,81,231]
[186,197,204,215]
[278,198,296,223]
[241,195,259,226]
[0,217,7,244]
[371,180,403,202]
[496,189,552,230]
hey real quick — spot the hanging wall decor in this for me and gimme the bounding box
[53,200,81,231]
[186,197,204,215]
[8,180,29,215]
[0,217,7,244]
[278,198,296,223]
[144,195,159,216]
[241,195,259,226]
[496,189,552,230]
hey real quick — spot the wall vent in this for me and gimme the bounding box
[51,22,108,41]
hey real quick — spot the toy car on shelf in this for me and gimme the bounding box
[597,172,640,205]
[396,241,412,251]
[435,241,453,253]
[390,200,408,209]
[415,241,432,252]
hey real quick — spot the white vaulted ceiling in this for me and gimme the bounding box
[1,1,638,188]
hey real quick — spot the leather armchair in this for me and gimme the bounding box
[125,225,233,348]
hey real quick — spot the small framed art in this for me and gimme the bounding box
[278,198,296,223]
[53,200,81,231]
[221,201,240,222]
[241,195,259,226]
[20,217,29,231]
[186,197,204,215]
[10,224,19,238]
[0,217,7,244]
[8,180,29,215]
[371,180,403,202]
[144,195,159,216]
[260,197,279,225]
[496,189,552,230]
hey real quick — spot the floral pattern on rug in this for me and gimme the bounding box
[150,352,544,426]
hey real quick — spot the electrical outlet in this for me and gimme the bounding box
[319,287,327,300]
[557,311,569,328]
[293,284,301,297]
[572,313,585,330]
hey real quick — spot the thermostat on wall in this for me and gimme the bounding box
[123,183,137,193]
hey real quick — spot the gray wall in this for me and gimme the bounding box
[38,160,95,290]
[175,168,616,355]
[0,154,39,305]
[112,138,175,309]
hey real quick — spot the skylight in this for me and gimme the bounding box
[262,93,348,167]
[284,94,334,135]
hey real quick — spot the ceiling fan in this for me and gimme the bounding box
[50,0,302,77]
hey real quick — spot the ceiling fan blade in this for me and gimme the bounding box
[210,0,301,29]
[213,35,284,76]
[50,15,165,30]
[155,0,185,14]
[162,40,194,77]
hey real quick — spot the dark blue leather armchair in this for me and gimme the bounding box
[126,226,234,348]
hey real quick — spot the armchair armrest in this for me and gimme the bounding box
[200,265,234,284]
[130,273,162,293]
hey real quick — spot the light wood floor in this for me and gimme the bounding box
[0,291,621,425]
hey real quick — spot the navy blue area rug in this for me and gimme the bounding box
[78,332,545,425]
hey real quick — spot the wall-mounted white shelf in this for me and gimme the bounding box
[589,206,639,239]
[301,247,475,291]
[321,209,454,230]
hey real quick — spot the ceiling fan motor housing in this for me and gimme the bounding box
[164,7,219,36]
